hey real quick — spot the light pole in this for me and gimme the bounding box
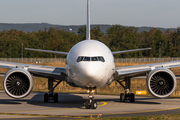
[22,43,23,62]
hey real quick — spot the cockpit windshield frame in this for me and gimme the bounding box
[77,56,105,62]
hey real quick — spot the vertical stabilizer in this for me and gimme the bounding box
[86,0,90,40]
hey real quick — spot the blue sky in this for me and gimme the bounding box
[1,0,180,28]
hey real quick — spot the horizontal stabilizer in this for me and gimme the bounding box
[112,48,151,55]
[25,48,68,55]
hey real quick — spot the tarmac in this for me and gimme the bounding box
[0,90,180,119]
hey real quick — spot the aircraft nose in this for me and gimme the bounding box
[84,65,97,78]
[79,63,105,83]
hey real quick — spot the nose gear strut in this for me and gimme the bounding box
[85,89,97,109]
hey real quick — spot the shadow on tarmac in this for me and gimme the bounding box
[96,97,161,105]
[0,99,23,104]
[0,92,161,108]
[27,92,86,109]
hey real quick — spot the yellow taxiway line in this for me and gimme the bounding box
[0,101,107,119]
[1,101,180,119]
[95,107,180,116]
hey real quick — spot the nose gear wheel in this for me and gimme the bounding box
[85,89,97,109]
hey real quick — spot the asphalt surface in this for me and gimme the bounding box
[0,91,180,119]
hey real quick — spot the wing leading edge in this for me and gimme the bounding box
[26,47,151,56]
[25,48,68,55]
[0,61,66,80]
[115,60,180,80]
[112,48,151,55]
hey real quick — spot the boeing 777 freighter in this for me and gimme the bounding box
[0,0,179,109]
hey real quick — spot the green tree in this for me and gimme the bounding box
[91,26,104,40]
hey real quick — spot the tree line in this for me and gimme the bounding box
[0,25,180,58]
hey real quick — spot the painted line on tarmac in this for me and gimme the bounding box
[0,113,85,119]
[5,106,177,119]
[83,107,180,116]
[97,101,107,107]
[0,115,43,119]
[5,101,107,113]
[143,100,180,104]
[0,103,179,118]
[6,108,78,113]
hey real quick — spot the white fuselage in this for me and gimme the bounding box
[66,40,115,88]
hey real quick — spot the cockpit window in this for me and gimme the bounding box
[77,56,105,62]
[92,57,98,61]
[77,56,84,62]
[84,57,90,61]
[98,56,105,62]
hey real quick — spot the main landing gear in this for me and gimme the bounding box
[85,89,97,109]
[117,77,135,103]
[44,77,62,103]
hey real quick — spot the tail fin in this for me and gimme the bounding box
[86,0,90,40]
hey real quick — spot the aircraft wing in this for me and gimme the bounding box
[25,48,68,55]
[114,61,180,80]
[0,61,66,80]
[112,48,151,55]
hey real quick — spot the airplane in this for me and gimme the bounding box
[0,0,179,109]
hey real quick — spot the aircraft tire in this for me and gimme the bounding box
[44,93,49,103]
[54,93,58,103]
[90,100,97,109]
[130,93,135,102]
[85,100,90,109]
[120,93,125,102]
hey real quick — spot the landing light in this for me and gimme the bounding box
[86,90,95,93]
[87,90,90,93]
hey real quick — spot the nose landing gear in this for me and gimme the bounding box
[85,89,97,109]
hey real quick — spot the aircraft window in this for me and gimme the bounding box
[98,56,105,62]
[84,57,90,61]
[101,57,105,62]
[77,56,84,62]
[92,57,98,61]
[77,56,105,62]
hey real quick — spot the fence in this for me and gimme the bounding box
[0,57,180,63]
[114,57,180,63]
[0,58,66,63]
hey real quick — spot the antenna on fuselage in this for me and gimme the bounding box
[86,0,90,40]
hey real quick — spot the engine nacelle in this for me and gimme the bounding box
[147,68,176,98]
[3,68,33,99]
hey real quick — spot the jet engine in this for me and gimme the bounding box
[3,68,33,99]
[146,68,176,98]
